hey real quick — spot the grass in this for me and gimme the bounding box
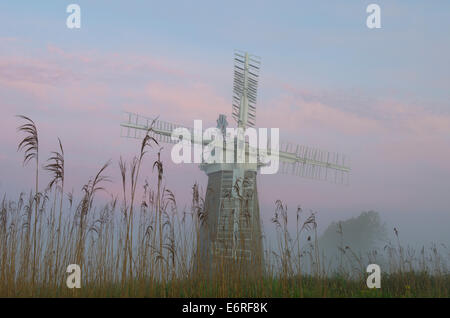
[0,115,448,298]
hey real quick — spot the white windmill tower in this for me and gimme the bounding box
[120,51,351,274]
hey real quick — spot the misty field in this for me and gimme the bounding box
[0,116,449,297]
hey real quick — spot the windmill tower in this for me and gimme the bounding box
[120,50,351,275]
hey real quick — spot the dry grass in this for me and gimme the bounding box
[0,115,448,297]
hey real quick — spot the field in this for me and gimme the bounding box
[1,116,449,298]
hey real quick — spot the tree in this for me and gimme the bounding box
[319,211,387,266]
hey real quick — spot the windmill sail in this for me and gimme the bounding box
[232,51,260,129]
[120,111,198,145]
[276,141,351,185]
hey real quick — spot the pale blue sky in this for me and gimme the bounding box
[2,1,449,100]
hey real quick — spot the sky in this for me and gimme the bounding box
[0,1,449,246]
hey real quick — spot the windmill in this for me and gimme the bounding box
[120,50,351,274]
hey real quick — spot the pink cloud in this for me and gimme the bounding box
[257,94,382,136]
[140,81,230,125]
[0,55,78,84]
[0,44,192,115]
[270,83,450,139]
[47,44,94,64]
[373,99,450,134]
